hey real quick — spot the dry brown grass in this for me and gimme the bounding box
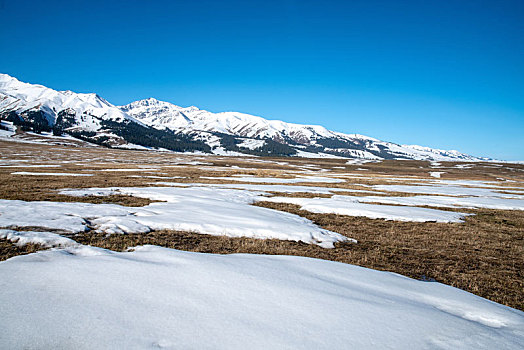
[0,238,46,261]
[1,139,523,311]
[0,174,158,205]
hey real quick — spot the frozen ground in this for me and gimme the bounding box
[0,242,522,349]
[1,140,524,349]
[350,194,524,211]
[201,175,345,183]
[372,183,524,199]
[262,195,468,223]
[59,185,471,223]
[1,186,350,248]
[156,181,376,195]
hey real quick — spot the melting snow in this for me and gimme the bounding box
[0,229,78,248]
[349,195,524,211]
[429,171,444,178]
[0,245,522,349]
[153,182,375,195]
[200,175,345,184]
[374,184,524,199]
[0,187,350,248]
[261,195,467,223]
[99,168,159,172]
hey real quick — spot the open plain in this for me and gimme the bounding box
[1,136,523,312]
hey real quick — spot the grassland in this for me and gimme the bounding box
[0,138,523,310]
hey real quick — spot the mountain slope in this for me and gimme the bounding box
[0,73,135,131]
[0,73,491,160]
[120,98,491,161]
[0,74,210,152]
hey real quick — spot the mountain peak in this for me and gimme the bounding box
[0,73,17,82]
[0,73,23,89]
[0,73,493,161]
[123,97,173,108]
[144,97,160,104]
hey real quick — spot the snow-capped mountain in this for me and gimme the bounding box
[120,97,334,141]
[0,73,136,130]
[0,74,210,152]
[0,73,492,160]
[120,97,491,161]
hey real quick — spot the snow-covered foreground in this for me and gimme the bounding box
[0,186,350,248]
[0,244,522,349]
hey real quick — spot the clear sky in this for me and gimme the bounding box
[1,0,523,160]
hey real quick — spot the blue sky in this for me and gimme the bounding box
[1,0,523,160]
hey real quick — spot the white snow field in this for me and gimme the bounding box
[61,185,470,223]
[351,195,524,211]
[261,195,468,223]
[0,186,350,248]
[0,244,522,349]
[156,181,376,195]
[372,183,524,199]
[429,171,444,178]
[0,229,77,248]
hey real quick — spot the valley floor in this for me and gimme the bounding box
[0,137,523,348]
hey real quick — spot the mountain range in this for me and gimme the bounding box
[0,73,491,161]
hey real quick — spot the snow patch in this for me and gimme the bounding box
[429,172,444,178]
[0,229,78,248]
[0,246,522,349]
[0,186,350,247]
[261,195,467,223]
[200,175,344,184]
[237,138,265,150]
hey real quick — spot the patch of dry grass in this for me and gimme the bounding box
[0,175,157,206]
[0,238,46,261]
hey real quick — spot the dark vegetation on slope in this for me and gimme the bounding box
[1,110,52,133]
[0,107,423,158]
[218,133,297,156]
[99,120,212,152]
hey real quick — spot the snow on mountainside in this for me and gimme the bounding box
[0,73,137,131]
[0,74,211,152]
[121,97,491,161]
[0,73,492,160]
[120,97,334,141]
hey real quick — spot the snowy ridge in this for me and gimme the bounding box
[120,97,491,161]
[0,73,493,160]
[120,97,334,141]
[0,73,139,131]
